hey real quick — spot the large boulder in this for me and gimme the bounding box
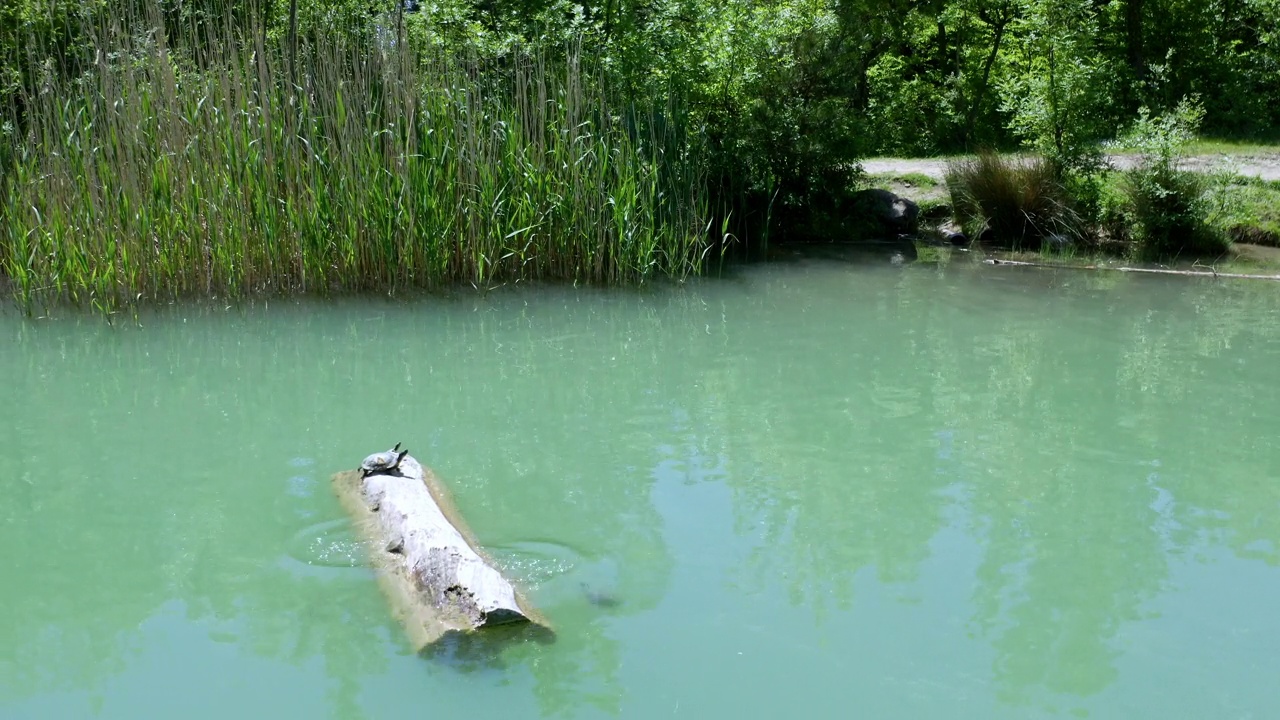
[772,185,921,245]
[848,188,920,237]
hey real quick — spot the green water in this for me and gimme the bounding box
[3,258,1279,719]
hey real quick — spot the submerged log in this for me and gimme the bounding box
[332,452,549,651]
[984,257,1280,281]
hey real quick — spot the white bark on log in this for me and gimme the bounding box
[332,454,547,650]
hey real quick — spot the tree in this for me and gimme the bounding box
[1000,0,1114,169]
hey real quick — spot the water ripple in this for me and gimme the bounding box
[286,518,368,569]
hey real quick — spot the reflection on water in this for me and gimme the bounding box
[2,260,1280,718]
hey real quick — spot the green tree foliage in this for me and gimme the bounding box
[5,0,1277,146]
[1138,0,1280,137]
[1000,0,1114,168]
[2,0,1277,266]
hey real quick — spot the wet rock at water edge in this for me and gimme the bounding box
[848,188,920,237]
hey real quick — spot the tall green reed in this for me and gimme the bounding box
[0,3,711,311]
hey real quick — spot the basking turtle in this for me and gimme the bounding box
[360,443,409,478]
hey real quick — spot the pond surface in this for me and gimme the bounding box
[3,257,1280,719]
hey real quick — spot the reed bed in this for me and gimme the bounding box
[0,7,711,311]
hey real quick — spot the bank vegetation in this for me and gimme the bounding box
[2,0,1278,309]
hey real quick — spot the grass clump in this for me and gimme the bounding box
[945,152,1083,250]
[0,5,711,312]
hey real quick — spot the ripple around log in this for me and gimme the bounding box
[287,518,368,569]
[489,540,622,610]
[487,539,588,588]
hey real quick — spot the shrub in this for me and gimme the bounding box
[1118,99,1229,259]
[1122,167,1227,258]
[945,151,1084,250]
[1095,172,1133,245]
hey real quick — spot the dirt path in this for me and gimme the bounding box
[863,153,1280,182]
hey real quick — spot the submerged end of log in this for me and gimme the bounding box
[332,452,550,651]
[984,256,1280,281]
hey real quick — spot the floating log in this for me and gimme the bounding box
[332,451,549,651]
[983,257,1280,281]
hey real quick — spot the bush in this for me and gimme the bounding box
[1122,167,1227,258]
[1118,99,1229,259]
[945,151,1084,250]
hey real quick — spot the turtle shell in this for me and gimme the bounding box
[360,443,404,476]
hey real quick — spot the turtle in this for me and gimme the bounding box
[360,442,409,478]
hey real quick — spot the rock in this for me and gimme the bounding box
[934,221,970,247]
[849,189,920,237]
